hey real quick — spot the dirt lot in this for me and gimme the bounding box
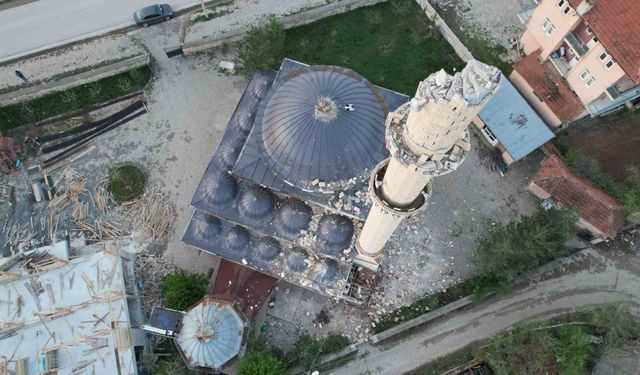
[557,110,640,182]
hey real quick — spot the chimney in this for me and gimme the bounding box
[576,0,595,16]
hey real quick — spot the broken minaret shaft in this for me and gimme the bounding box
[354,61,501,271]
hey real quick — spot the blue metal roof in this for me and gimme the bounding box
[479,74,555,161]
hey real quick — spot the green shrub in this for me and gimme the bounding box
[0,66,151,130]
[237,16,285,76]
[238,350,286,375]
[107,165,147,203]
[472,208,576,283]
[149,354,193,374]
[322,334,350,354]
[160,269,208,310]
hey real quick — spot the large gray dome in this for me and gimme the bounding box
[238,187,275,220]
[256,237,281,261]
[317,214,354,251]
[198,172,238,210]
[285,249,309,273]
[257,65,387,191]
[226,226,250,252]
[276,199,312,234]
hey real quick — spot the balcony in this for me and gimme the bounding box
[565,32,588,56]
[587,85,640,116]
[550,56,571,76]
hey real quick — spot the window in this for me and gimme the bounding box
[481,124,498,144]
[580,69,596,87]
[541,18,555,36]
[599,51,615,69]
[563,5,571,14]
[557,0,565,7]
[586,27,593,35]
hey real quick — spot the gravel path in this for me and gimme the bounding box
[432,0,532,49]
[0,35,144,92]
[328,247,640,374]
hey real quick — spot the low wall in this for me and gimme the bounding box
[415,0,474,62]
[369,295,474,345]
[0,54,149,107]
[182,0,385,54]
[288,344,360,375]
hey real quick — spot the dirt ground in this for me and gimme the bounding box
[557,110,640,182]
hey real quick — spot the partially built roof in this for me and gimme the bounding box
[479,74,555,161]
[0,242,138,375]
[184,59,408,297]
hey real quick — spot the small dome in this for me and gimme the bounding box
[285,249,308,273]
[315,259,338,282]
[256,237,281,261]
[193,216,221,241]
[250,78,269,100]
[226,226,250,252]
[238,187,274,220]
[317,215,354,249]
[199,172,238,210]
[276,199,312,234]
[218,144,239,171]
[235,112,253,134]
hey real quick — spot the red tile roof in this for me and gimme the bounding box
[567,0,640,84]
[513,51,584,122]
[212,259,278,320]
[531,155,624,238]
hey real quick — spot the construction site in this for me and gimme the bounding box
[0,239,145,375]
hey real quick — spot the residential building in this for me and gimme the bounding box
[473,74,555,164]
[514,0,640,126]
[528,155,625,242]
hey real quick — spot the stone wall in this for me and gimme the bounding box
[415,0,474,62]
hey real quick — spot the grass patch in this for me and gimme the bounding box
[373,274,503,333]
[432,3,512,75]
[404,344,478,375]
[283,0,464,95]
[0,65,151,130]
[107,165,147,203]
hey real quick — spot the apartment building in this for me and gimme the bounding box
[513,0,640,127]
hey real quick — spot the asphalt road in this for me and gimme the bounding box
[0,0,199,63]
[328,247,640,374]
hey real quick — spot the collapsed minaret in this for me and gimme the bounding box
[354,60,501,271]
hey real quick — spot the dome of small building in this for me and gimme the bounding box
[255,237,281,261]
[317,214,354,250]
[257,65,387,191]
[226,226,250,251]
[193,215,221,241]
[285,249,308,273]
[276,199,312,234]
[238,187,275,220]
[176,297,246,371]
[199,172,238,210]
[235,112,254,134]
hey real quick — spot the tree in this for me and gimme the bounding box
[472,208,576,283]
[160,269,208,310]
[481,321,557,375]
[288,332,322,370]
[150,354,193,375]
[552,325,594,375]
[238,350,287,375]
[237,16,285,76]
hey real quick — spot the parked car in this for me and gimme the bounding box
[133,4,173,27]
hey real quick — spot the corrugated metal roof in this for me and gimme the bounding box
[479,74,555,161]
[176,297,246,370]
